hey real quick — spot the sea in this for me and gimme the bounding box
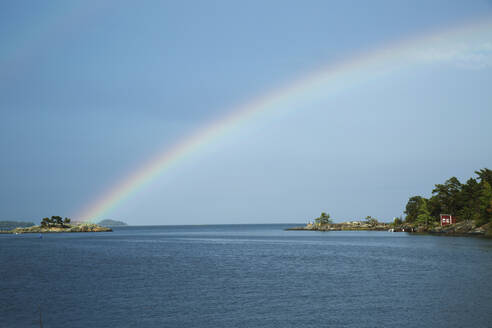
[1,224,492,328]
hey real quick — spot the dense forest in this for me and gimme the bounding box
[40,216,71,228]
[404,168,492,226]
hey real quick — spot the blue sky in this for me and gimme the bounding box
[1,1,492,224]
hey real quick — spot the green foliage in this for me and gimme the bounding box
[404,196,426,223]
[476,168,492,186]
[393,217,403,226]
[427,196,442,219]
[52,216,64,226]
[364,216,379,226]
[41,217,51,227]
[477,181,492,226]
[40,216,72,228]
[404,168,492,227]
[458,178,481,222]
[432,177,463,215]
[315,212,332,225]
[415,199,432,226]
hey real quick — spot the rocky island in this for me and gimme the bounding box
[288,222,391,231]
[0,216,111,234]
[287,215,391,231]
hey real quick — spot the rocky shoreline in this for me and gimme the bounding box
[398,220,490,236]
[287,220,491,237]
[0,223,112,234]
[287,221,390,231]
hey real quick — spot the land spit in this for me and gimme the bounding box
[286,220,491,237]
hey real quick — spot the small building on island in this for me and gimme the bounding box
[440,214,456,226]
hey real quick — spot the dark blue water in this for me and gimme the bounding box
[1,224,492,328]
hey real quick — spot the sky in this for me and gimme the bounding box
[1,0,492,225]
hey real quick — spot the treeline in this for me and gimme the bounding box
[41,216,71,228]
[404,168,492,226]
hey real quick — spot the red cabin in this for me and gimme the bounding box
[440,214,456,226]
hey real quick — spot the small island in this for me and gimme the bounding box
[0,216,112,234]
[287,213,391,231]
[98,219,128,227]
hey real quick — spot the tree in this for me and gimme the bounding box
[404,196,426,223]
[458,178,481,222]
[51,216,63,227]
[475,168,492,186]
[315,212,332,225]
[427,195,441,221]
[364,216,378,227]
[393,217,403,225]
[416,199,433,226]
[40,217,51,227]
[402,168,491,228]
[432,177,463,216]
[477,181,492,226]
[40,216,71,228]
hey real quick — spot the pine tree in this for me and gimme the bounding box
[416,199,432,226]
[478,181,492,226]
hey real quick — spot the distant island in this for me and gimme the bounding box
[0,220,35,231]
[289,168,492,237]
[287,214,392,231]
[0,216,111,234]
[98,219,128,227]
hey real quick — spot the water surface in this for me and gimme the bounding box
[1,224,491,327]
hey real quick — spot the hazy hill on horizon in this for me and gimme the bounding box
[0,220,35,230]
[98,219,128,227]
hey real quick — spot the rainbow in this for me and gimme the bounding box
[77,17,492,221]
